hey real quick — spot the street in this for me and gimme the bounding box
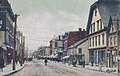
[10,59,115,76]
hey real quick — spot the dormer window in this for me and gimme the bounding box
[111,25,114,32]
[95,10,97,16]
[100,19,102,29]
[97,20,99,31]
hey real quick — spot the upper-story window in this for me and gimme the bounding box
[102,34,105,45]
[95,36,97,46]
[100,19,102,30]
[98,35,100,46]
[97,20,99,31]
[92,37,94,46]
[114,36,116,45]
[78,48,82,54]
[111,25,114,32]
[89,38,91,47]
[91,24,92,33]
[55,42,58,48]
[93,23,95,32]
[95,10,97,16]
[110,37,112,45]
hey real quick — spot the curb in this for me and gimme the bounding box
[84,67,120,75]
[2,64,26,76]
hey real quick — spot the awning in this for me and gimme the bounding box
[49,54,54,58]
[53,54,58,58]
[1,44,7,51]
[58,51,63,53]
[63,56,69,59]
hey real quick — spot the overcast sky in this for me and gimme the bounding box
[9,0,96,50]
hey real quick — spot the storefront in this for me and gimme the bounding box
[89,49,105,66]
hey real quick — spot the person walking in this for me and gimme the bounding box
[44,58,48,66]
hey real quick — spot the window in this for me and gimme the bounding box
[0,20,2,29]
[55,42,58,47]
[78,48,82,54]
[91,25,92,33]
[97,20,99,31]
[110,37,112,45]
[92,37,94,46]
[0,20,2,25]
[114,36,116,45]
[90,38,91,47]
[111,25,114,32]
[102,34,105,45]
[98,35,100,46]
[100,19,102,29]
[95,36,97,46]
[93,23,95,32]
[95,10,97,16]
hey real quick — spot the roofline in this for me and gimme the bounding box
[86,1,98,34]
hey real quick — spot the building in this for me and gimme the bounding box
[0,0,14,65]
[86,0,120,67]
[68,38,89,65]
[63,28,86,57]
[49,35,64,61]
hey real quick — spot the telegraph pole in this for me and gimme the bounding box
[13,14,20,70]
[116,18,120,73]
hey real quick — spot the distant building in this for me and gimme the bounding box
[63,28,86,57]
[68,38,89,65]
[49,35,64,61]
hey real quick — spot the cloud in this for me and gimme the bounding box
[17,10,82,50]
[9,0,96,50]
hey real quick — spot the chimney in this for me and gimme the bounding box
[79,28,82,31]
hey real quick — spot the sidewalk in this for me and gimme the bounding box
[78,65,120,75]
[0,63,26,76]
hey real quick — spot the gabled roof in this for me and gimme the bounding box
[86,0,120,34]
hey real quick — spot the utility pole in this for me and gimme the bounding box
[116,18,120,73]
[13,14,20,70]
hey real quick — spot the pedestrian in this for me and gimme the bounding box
[0,58,4,72]
[72,59,76,67]
[44,58,48,66]
[91,60,94,67]
[82,60,85,67]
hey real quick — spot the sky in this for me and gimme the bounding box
[9,0,96,50]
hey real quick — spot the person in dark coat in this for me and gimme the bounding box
[44,58,48,66]
[82,60,85,67]
[0,58,4,72]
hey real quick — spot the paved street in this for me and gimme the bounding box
[10,59,115,76]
